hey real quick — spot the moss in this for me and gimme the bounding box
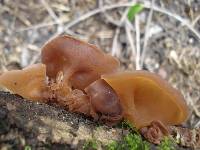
[106,133,150,150]
[107,120,177,150]
[106,141,118,150]
[83,139,98,150]
[118,120,138,133]
[24,145,32,150]
[107,120,150,150]
[84,120,176,150]
[120,120,135,129]
[158,137,176,150]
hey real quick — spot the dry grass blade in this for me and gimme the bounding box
[111,8,130,57]
[40,0,63,33]
[111,28,121,57]
[147,3,200,40]
[54,2,200,41]
[16,2,200,42]
[192,15,200,27]
[135,15,141,70]
[125,20,136,64]
[98,0,121,27]
[141,0,155,69]
[40,0,59,23]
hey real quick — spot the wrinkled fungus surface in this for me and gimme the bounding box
[102,71,188,129]
[41,35,119,90]
[140,121,169,144]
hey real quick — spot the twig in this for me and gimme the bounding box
[98,0,121,27]
[54,2,200,41]
[146,3,200,40]
[194,120,200,128]
[192,15,200,27]
[111,28,121,57]
[40,0,63,33]
[98,0,122,57]
[41,0,60,24]
[26,0,84,65]
[135,15,141,70]
[16,2,200,41]
[141,0,155,69]
[16,22,58,32]
[125,20,136,63]
[111,8,130,57]
[27,0,65,65]
[186,93,200,118]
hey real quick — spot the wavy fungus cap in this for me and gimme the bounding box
[41,35,120,90]
[0,63,47,101]
[102,71,189,129]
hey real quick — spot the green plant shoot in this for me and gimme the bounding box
[127,3,144,21]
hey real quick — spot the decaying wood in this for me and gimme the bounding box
[169,126,200,149]
[0,91,124,149]
[0,91,198,150]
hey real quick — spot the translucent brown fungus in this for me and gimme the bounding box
[0,35,189,130]
[54,79,123,126]
[0,63,47,101]
[57,89,91,115]
[102,71,188,129]
[140,121,169,144]
[0,64,122,125]
[85,79,123,125]
[41,35,120,90]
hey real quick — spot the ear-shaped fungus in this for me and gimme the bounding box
[85,79,123,125]
[55,79,123,126]
[102,71,188,129]
[41,35,120,90]
[0,64,47,101]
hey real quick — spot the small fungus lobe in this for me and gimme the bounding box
[102,71,188,129]
[0,63,47,101]
[85,79,123,125]
[140,121,169,144]
[41,35,119,90]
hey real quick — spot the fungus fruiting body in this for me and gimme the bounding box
[102,71,188,129]
[0,35,189,134]
[41,35,119,90]
[52,78,123,125]
[85,79,123,125]
[0,63,47,101]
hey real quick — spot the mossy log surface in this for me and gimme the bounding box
[0,91,125,149]
[0,91,189,150]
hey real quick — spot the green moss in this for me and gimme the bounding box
[24,145,31,150]
[118,120,137,132]
[106,141,118,150]
[106,133,150,150]
[98,120,176,150]
[158,137,176,150]
[83,139,98,150]
[120,120,134,129]
[123,133,150,150]
[106,120,150,150]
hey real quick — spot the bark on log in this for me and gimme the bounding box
[0,91,191,150]
[0,91,124,149]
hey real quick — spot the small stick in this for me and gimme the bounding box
[141,0,155,69]
[135,15,141,70]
